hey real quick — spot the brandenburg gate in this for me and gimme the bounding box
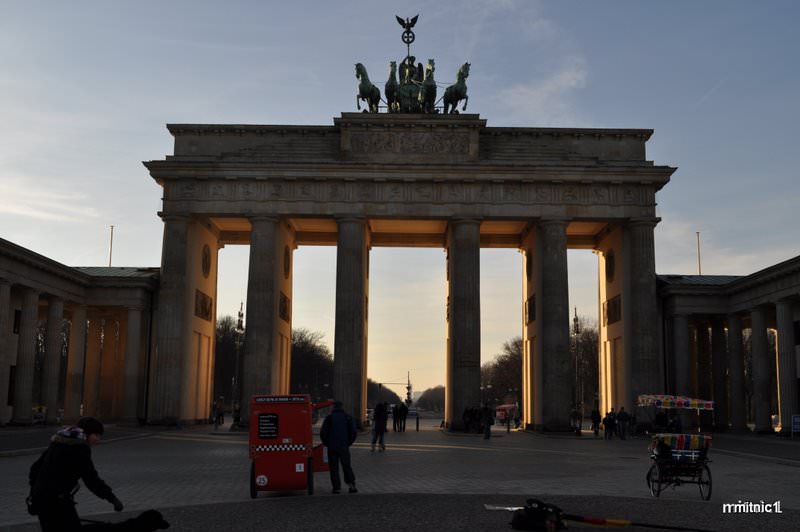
[143,111,675,430]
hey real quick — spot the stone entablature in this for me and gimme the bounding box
[0,238,159,306]
[147,114,673,228]
[660,255,800,316]
[0,237,90,301]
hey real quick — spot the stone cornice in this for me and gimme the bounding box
[0,236,91,286]
[144,160,674,185]
[725,255,800,294]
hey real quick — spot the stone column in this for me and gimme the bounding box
[122,307,143,422]
[0,279,11,423]
[672,314,691,395]
[539,220,571,430]
[83,318,103,417]
[750,306,771,432]
[43,296,65,423]
[445,219,481,430]
[241,217,280,420]
[64,305,87,421]
[775,299,798,434]
[694,321,712,429]
[333,218,369,424]
[149,215,189,423]
[695,321,711,399]
[626,219,661,405]
[711,317,729,430]
[726,314,747,430]
[11,288,39,424]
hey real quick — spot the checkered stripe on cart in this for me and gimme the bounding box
[254,444,307,451]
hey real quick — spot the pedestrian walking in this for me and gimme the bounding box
[27,417,125,531]
[392,404,400,432]
[603,408,616,440]
[319,400,358,494]
[590,408,601,437]
[616,406,630,440]
[214,395,225,428]
[398,402,408,432]
[481,404,494,439]
[371,401,388,451]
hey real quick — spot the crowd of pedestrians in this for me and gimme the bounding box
[590,406,635,439]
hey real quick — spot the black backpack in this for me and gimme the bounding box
[510,499,566,531]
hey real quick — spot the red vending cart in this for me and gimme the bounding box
[248,394,331,497]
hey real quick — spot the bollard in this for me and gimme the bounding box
[416,415,420,432]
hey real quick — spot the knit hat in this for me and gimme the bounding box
[77,416,104,436]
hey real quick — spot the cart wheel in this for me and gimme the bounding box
[698,463,712,501]
[249,461,257,499]
[647,463,662,497]
[307,457,314,495]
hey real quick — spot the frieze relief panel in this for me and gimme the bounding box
[349,131,470,155]
[164,179,653,210]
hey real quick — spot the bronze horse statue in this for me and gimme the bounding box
[443,62,470,114]
[355,63,380,113]
[385,61,399,113]
[418,59,437,114]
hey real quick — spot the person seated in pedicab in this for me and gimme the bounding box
[653,437,672,461]
[666,411,683,433]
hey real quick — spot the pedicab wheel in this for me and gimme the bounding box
[249,461,257,499]
[307,457,314,495]
[647,463,662,497]
[698,463,712,501]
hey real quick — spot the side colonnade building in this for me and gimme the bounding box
[660,255,800,434]
[0,237,158,425]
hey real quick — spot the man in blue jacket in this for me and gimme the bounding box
[320,401,358,494]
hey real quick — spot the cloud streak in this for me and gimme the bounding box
[493,54,588,125]
[0,176,101,222]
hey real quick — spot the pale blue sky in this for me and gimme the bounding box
[2,1,798,394]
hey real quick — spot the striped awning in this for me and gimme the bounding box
[636,394,714,411]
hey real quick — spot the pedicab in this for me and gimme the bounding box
[248,395,332,497]
[637,394,714,500]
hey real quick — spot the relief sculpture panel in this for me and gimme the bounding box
[349,131,469,155]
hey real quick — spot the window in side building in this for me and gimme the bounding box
[13,309,21,334]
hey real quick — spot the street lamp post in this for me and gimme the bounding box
[480,383,492,406]
[572,307,581,413]
[232,302,244,428]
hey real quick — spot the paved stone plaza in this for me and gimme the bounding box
[2,420,798,531]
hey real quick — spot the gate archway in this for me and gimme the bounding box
[144,112,674,430]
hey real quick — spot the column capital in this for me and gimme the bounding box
[448,217,481,227]
[21,286,40,298]
[335,216,367,225]
[158,212,192,222]
[626,217,661,228]
[538,217,570,227]
[249,215,280,223]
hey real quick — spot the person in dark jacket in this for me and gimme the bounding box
[320,401,358,494]
[28,417,124,531]
[590,409,602,437]
[371,402,388,452]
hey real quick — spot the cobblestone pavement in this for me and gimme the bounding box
[2,422,798,531]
